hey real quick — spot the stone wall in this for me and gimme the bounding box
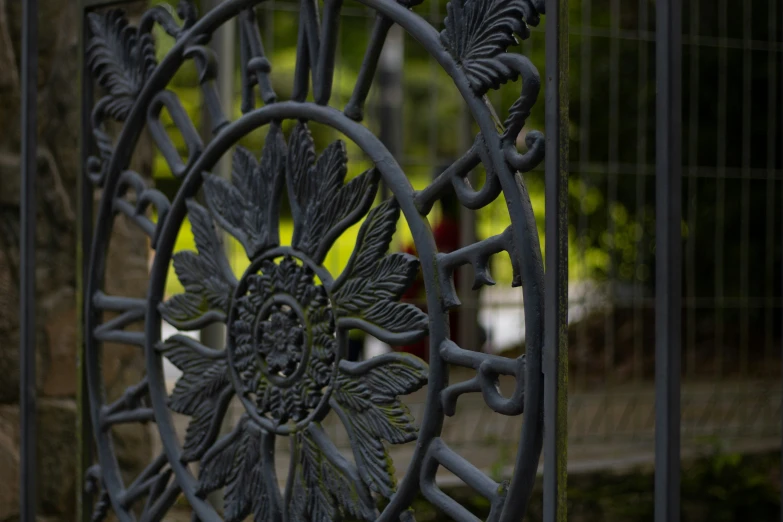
[0,1,151,520]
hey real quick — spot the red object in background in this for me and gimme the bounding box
[399,216,461,362]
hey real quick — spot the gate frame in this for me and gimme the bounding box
[61,0,572,521]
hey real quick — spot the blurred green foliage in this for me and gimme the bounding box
[370,448,780,521]
[148,0,783,303]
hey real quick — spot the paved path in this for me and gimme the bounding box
[153,368,781,489]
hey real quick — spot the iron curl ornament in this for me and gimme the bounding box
[81,0,547,521]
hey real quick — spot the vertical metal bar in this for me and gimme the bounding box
[714,0,727,379]
[739,0,752,378]
[20,0,38,520]
[603,0,620,441]
[377,25,403,200]
[377,25,405,200]
[605,0,619,393]
[634,0,650,386]
[77,4,94,522]
[458,106,478,352]
[780,6,783,517]
[685,0,700,380]
[199,0,235,510]
[543,0,568,519]
[765,0,778,370]
[654,0,682,520]
[576,0,591,391]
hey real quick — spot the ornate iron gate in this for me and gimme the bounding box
[72,0,567,521]
[13,0,723,519]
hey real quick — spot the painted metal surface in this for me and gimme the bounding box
[654,0,682,521]
[76,0,551,520]
[543,0,568,520]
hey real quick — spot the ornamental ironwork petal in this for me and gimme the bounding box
[286,122,380,263]
[86,9,157,121]
[158,200,236,329]
[158,335,231,461]
[332,199,429,344]
[203,123,287,258]
[289,425,377,521]
[440,0,543,94]
[197,417,283,522]
[331,353,428,497]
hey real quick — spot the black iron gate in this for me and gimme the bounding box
[13,0,723,520]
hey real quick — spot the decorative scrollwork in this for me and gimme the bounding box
[114,170,171,247]
[86,10,157,122]
[85,9,158,186]
[84,466,110,522]
[440,0,542,95]
[83,0,548,520]
[139,1,198,40]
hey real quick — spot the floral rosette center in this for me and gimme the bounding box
[258,307,304,376]
[230,255,338,428]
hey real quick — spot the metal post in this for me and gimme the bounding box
[543,0,569,520]
[77,4,95,521]
[20,0,38,520]
[654,0,682,520]
[377,24,403,201]
[779,8,783,520]
[199,0,234,355]
[199,0,235,512]
[458,108,478,352]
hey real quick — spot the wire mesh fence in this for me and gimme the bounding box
[564,0,783,453]
[152,0,783,473]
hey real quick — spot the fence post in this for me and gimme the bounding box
[199,0,235,511]
[654,0,682,521]
[77,2,94,521]
[543,0,569,520]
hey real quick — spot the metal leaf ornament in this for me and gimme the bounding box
[332,199,428,344]
[86,9,157,121]
[158,200,236,329]
[197,417,282,522]
[203,124,287,258]
[159,336,230,461]
[158,122,429,520]
[332,354,428,497]
[440,0,544,94]
[287,122,380,263]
